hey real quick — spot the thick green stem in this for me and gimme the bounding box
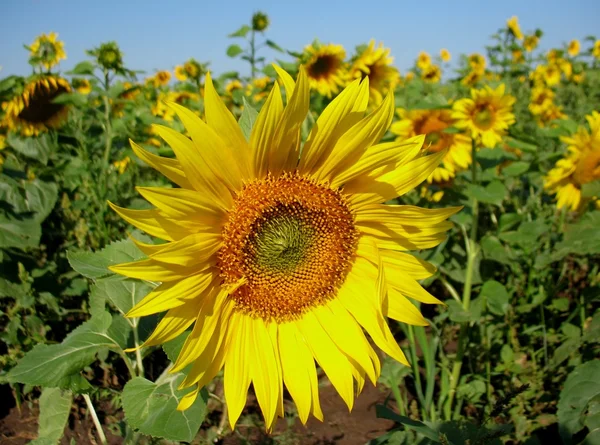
[250,30,256,79]
[445,139,479,420]
[83,394,108,445]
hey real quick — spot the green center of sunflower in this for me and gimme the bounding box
[218,173,359,322]
[474,107,494,129]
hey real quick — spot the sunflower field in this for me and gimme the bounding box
[1,12,600,445]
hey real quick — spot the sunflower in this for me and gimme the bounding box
[524,35,539,52]
[461,70,483,87]
[351,40,400,106]
[225,80,244,95]
[440,49,451,62]
[594,40,600,59]
[567,39,580,57]
[421,65,441,83]
[391,108,471,183]
[468,53,486,73]
[152,71,172,87]
[534,103,566,128]
[113,156,131,174]
[175,65,188,81]
[545,112,600,210]
[1,76,70,136]
[529,86,555,116]
[109,66,456,430]
[512,50,525,64]
[416,52,432,70]
[530,64,561,87]
[28,32,66,70]
[152,91,200,121]
[506,16,524,40]
[452,84,516,148]
[72,78,91,95]
[303,43,348,98]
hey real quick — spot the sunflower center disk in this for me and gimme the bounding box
[574,150,600,186]
[218,173,359,322]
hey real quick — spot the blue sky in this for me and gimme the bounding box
[1,0,598,79]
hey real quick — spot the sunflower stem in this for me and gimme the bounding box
[100,70,113,195]
[250,30,257,80]
[445,139,479,420]
[132,319,144,377]
[83,394,108,445]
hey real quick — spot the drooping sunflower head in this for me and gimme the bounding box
[440,49,451,62]
[351,40,400,106]
[524,35,539,52]
[28,32,66,70]
[545,111,600,210]
[416,51,432,70]
[1,76,71,136]
[452,84,516,148]
[391,108,471,183]
[506,16,524,40]
[109,65,458,430]
[303,43,348,98]
[568,39,581,57]
[88,41,124,71]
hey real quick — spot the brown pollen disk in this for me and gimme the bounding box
[19,81,69,124]
[218,173,359,322]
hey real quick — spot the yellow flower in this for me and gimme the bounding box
[506,16,524,40]
[512,50,525,63]
[452,84,516,148]
[1,76,70,136]
[416,51,432,70]
[304,43,348,98]
[547,49,560,64]
[248,76,273,103]
[225,80,244,95]
[109,66,456,431]
[72,78,91,95]
[391,108,471,183]
[461,70,483,87]
[440,49,451,62]
[593,40,600,59]
[545,112,600,210]
[567,39,580,57]
[531,64,561,86]
[175,65,188,81]
[421,64,441,83]
[28,32,66,70]
[113,156,131,174]
[404,72,415,82]
[468,53,486,73]
[184,60,203,79]
[529,86,555,115]
[534,103,567,128]
[524,35,539,52]
[351,40,400,106]
[572,72,585,84]
[152,91,200,121]
[153,70,172,87]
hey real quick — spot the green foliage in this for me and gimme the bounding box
[29,388,73,445]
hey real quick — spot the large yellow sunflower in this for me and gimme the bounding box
[545,111,600,211]
[28,32,66,70]
[1,76,70,136]
[303,43,348,98]
[351,40,400,106]
[109,66,456,430]
[452,84,516,148]
[391,108,471,183]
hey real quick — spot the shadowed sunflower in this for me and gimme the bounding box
[109,65,458,431]
[1,76,70,136]
[351,40,400,106]
[303,43,348,98]
[28,32,66,70]
[452,84,515,148]
[391,108,471,183]
[545,111,600,211]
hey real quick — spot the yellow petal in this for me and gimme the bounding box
[128,234,166,256]
[167,103,245,191]
[272,64,295,99]
[139,298,201,347]
[130,140,194,189]
[204,72,251,179]
[108,202,191,241]
[384,287,430,325]
[224,312,251,429]
[148,232,221,267]
[314,90,395,183]
[109,258,195,282]
[250,82,284,179]
[358,221,453,250]
[355,204,462,225]
[296,312,355,410]
[177,385,200,411]
[380,250,437,280]
[299,78,368,175]
[387,269,444,305]
[180,328,228,389]
[346,150,447,207]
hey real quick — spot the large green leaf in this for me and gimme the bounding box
[29,388,72,445]
[90,275,153,317]
[480,280,510,316]
[558,360,600,445]
[122,375,208,442]
[6,312,120,391]
[67,238,147,279]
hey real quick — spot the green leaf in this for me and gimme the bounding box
[558,360,600,444]
[480,280,510,315]
[23,180,59,222]
[481,236,512,265]
[375,405,442,442]
[501,161,530,177]
[228,25,251,37]
[465,181,506,206]
[122,375,208,442]
[162,331,190,363]
[0,216,41,249]
[6,133,53,164]
[53,92,88,107]
[67,238,146,280]
[582,181,600,198]
[505,137,537,153]
[265,39,284,52]
[29,388,72,445]
[90,275,153,316]
[6,312,119,391]
[226,44,244,58]
[68,61,95,75]
[238,98,259,141]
